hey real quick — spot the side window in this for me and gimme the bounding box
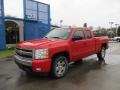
[73,30,85,40]
[86,31,92,39]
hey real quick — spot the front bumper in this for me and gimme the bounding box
[14,55,52,73]
[14,55,32,66]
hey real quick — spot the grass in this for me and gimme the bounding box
[0,48,15,59]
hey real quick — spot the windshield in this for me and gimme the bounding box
[44,28,71,39]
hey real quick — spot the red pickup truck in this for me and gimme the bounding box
[14,27,109,78]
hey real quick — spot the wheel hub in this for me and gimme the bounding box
[101,48,106,58]
[56,59,66,75]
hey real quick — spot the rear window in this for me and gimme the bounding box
[86,31,92,39]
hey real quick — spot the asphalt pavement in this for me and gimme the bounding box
[0,42,120,90]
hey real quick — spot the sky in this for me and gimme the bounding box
[4,0,120,28]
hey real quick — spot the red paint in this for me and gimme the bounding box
[16,27,109,73]
[32,59,52,72]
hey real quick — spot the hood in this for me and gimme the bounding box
[17,38,67,49]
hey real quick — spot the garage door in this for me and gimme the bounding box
[24,0,50,40]
[0,0,6,49]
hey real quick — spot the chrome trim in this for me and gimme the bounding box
[16,47,33,51]
[16,47,33,59]
[16,50,32,55]
[14,55,32,66]
[16,53,32,60]
[16,49,32,54]
[32,49,35,59]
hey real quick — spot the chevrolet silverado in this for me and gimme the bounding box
[14,27,109,78]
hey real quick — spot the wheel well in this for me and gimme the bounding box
[52,51,70,62]
[102,43,107,49]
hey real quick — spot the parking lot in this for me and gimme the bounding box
[0,42,120,90]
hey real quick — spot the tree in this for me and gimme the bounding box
[117,26,120,36]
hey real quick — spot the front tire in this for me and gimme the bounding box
[51,55,69,78]
[97,47,106,61]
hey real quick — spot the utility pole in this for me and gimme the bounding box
[60,20,63,27]
[109,22,114,38]
[115,24,119,36]
[109,22,114,30]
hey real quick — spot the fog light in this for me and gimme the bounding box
[36,68,41,71]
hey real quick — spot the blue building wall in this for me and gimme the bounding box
[24,0,50,40]
[0,0,50,50]
[0,0,6,50]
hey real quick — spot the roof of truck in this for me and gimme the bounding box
[70,27,92,31]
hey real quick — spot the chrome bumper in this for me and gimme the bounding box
[14,55,32,66]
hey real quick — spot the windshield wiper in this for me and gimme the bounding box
[50,37,62,39]
[43,37,48,38]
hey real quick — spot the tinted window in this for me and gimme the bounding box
[86,31,92,39]
[73,30,85,40]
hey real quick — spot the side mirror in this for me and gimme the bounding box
[72,36,83,41]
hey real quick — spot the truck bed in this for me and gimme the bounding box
[95,36,109,53]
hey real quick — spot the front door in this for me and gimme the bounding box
[71,30,86,61]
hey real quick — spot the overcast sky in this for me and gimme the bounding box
[4,0,120,28]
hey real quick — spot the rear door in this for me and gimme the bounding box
[71,30,86,61]
[85,30,95,55]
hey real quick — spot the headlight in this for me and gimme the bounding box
[34,49,49,59]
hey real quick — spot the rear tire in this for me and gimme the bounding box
[51,55,69,78]
[97,47,106,61]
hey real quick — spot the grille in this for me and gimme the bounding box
[16,48,33,59]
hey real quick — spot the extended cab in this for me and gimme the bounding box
[14,27,109,78]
